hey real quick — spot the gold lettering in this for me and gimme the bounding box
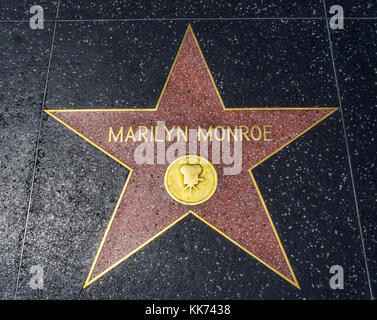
[250,125,262,141]
[226,126,239,141]
[214,126,225,141]
[108,126,123,142]
[177,126,188,142]
[125,126,136,142]
[198,126,213,141]
[109,124,273,143]
[138,126,149,142]
[164,125,176,141]
[155,125,164,142]
[239,125,250,141]
[264,125,273,141]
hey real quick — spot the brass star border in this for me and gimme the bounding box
[45,25,338,289]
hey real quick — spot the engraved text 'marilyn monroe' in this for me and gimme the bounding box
[108,125,273,143]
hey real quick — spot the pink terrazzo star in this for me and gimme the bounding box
[46,25,337,288]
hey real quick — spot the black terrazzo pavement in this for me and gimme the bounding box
[330,19,377,297]
[58,0,323,20]
[0,1,58,21]
[0,1,375,300]
[0,22,54,299]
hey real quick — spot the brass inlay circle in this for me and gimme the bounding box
[164,155,218,206]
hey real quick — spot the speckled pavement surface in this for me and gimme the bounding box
[0,1,376,300]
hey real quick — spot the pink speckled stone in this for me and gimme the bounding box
[49,28,335,286]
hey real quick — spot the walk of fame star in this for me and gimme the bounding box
[45,25,338,289]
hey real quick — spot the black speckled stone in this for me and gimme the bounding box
[46,20,339,110]
[331,20,377,298]
[253,113,370,299]
[192,20,338,108]
[58,0,323,20]
[46,21,187,108]
[0,0,58,21]
[0,22,54,299]
[15,117,126,299]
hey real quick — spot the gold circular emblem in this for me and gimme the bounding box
[164,155,218,206]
